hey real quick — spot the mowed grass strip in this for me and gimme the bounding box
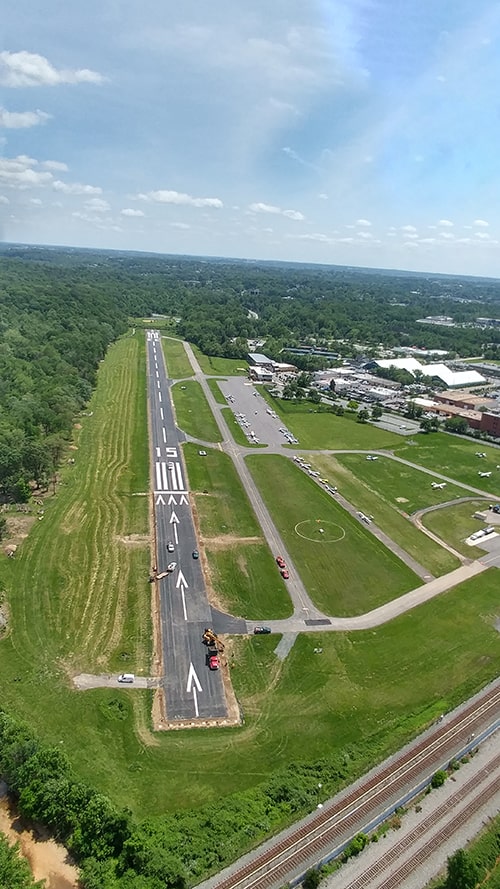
[394,433,500,497]
[171,380,222,442]
[205,544,292,619]
[422,501,491,558]
[308,454,459,576]
[0,331,151,677]
[193,346,248,376]
[162,337,193,379]
[183,443,291,617]
[258,390,400,450]
[246,455,420,615]
[222,408,266,448]
[207,378,228,405]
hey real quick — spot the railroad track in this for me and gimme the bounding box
[201,684,500,889]
[343,749,500,889]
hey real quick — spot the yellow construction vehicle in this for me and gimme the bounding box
[202,628,225,652]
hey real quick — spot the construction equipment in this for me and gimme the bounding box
[202,628,225,652]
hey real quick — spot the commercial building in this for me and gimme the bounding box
[433,391,497,411]
[247,353,274,370]
[370,358,486,388]
[480,412,500,437]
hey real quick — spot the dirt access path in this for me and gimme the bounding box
[0,783,78,889]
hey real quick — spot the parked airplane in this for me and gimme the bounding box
[479,471,492,478]
[431,482,447,489]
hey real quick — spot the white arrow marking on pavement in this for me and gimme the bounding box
[156,447,161,457]
[169,510,180,524]
[155,494,165,505]
[168,494,177,505]
[187,662,202,693]
[176,569,188,588]
[180,585,187,620]
[179,494,189,505]
[173,523,179,544]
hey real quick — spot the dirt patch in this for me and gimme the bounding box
[117,534,150,547]
[0,785,78,889]
[68,444,78,451]
[396,497,409,503]
[73,423,82,430]
[2,514,37,549]
[202,534,262,549]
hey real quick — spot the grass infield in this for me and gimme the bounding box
[171,380,222,443]
[162,337,193,379]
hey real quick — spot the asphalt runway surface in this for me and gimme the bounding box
[146,330,228,721]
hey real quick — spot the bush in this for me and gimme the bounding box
[431,770,447,789]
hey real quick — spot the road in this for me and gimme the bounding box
[146,331,228,722]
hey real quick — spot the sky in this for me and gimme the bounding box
[1,0,500,276]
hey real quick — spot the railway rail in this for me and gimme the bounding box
[198,683,500,889]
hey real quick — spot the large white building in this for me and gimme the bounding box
[372,358,486,388]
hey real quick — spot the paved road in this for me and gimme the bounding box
[147,331,227,721]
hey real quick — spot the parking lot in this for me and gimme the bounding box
[216,378,299,448]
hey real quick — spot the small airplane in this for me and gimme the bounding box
[478,471,492,478]
[431,482,446,489]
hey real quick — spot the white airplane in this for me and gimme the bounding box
[431,482,446,489]
[479,471,492,478]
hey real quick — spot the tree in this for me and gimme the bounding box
[371,405,382,420]
[420,417,440,434]
[302,868,322,889]
[444,416,468,435]
[431,769,447,788]
[446,848,480,889]
[0,515,7,541]
[308,389,321,404]
[329,379,336,393]
[357,409,369,423]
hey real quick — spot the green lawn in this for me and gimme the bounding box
[335,454,468,513]
[421,501,492,557]
[192,346,248,376]
[258,390,401,450]
[205,544,291,619]
[162,337,193,379]
[171,380,222,442]
[207,378,228,405]
[182,443,291,617]
[393,433,500,497]
[246,455,420,615]
[221,408,267,447]
[308,454,459,576]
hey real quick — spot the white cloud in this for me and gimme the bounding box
[84,197,109,213]
[139,189,223,208]
[475,232,490,239]
[401,224,417,232]
[473,219,489,227]
[42,160,68,172]
[170,221,190,229]
[0,195,10,204]
[0,155,53,189]
[292,232,332,243]
[53,180,102,195]
[357,231,372,239]
[405,232,419,239]
[0,107,51,128]
[318,193,328,200]
[72,211,121,231]
[0,51,104,88]
[29,198,42,205]
[440,231,454,239]
[249,202,304,221]
[438,219,454,227]
[386,232,397,237]
[356,218,372,227]
[121,208,144,217]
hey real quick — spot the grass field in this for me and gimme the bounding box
[221,408,267,447]
[308,454,460,576]
[183,443,292,617]
[0,335,499,838]
[258,390,401,450]
[421,501,491,557]
[207,378,228,405]
[162,337,193,379]
[246,455,420,615]
[193,346,248,376]
[394,433,500,497]
[171,380,223,442]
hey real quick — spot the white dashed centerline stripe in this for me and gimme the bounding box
[160,408,164,420]
[162,427,167,443]
[158,392,162,402]
[173,523,179,544]
[157,380,161,389]
[155,463,162,490]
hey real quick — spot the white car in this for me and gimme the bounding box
[167,542,174,552]
[167,561,177,572]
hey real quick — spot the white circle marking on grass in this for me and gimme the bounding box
[294,519,346,543]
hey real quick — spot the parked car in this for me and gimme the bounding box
[253,626,271,635]
[167,542,174,552]
[192,550,199,559]
[281,569,290,580]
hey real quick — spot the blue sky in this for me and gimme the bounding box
[1,0,500,276]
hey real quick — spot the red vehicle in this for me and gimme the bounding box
[281,569,290,580]
[208,654,220,670]
[276,556,286,568]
